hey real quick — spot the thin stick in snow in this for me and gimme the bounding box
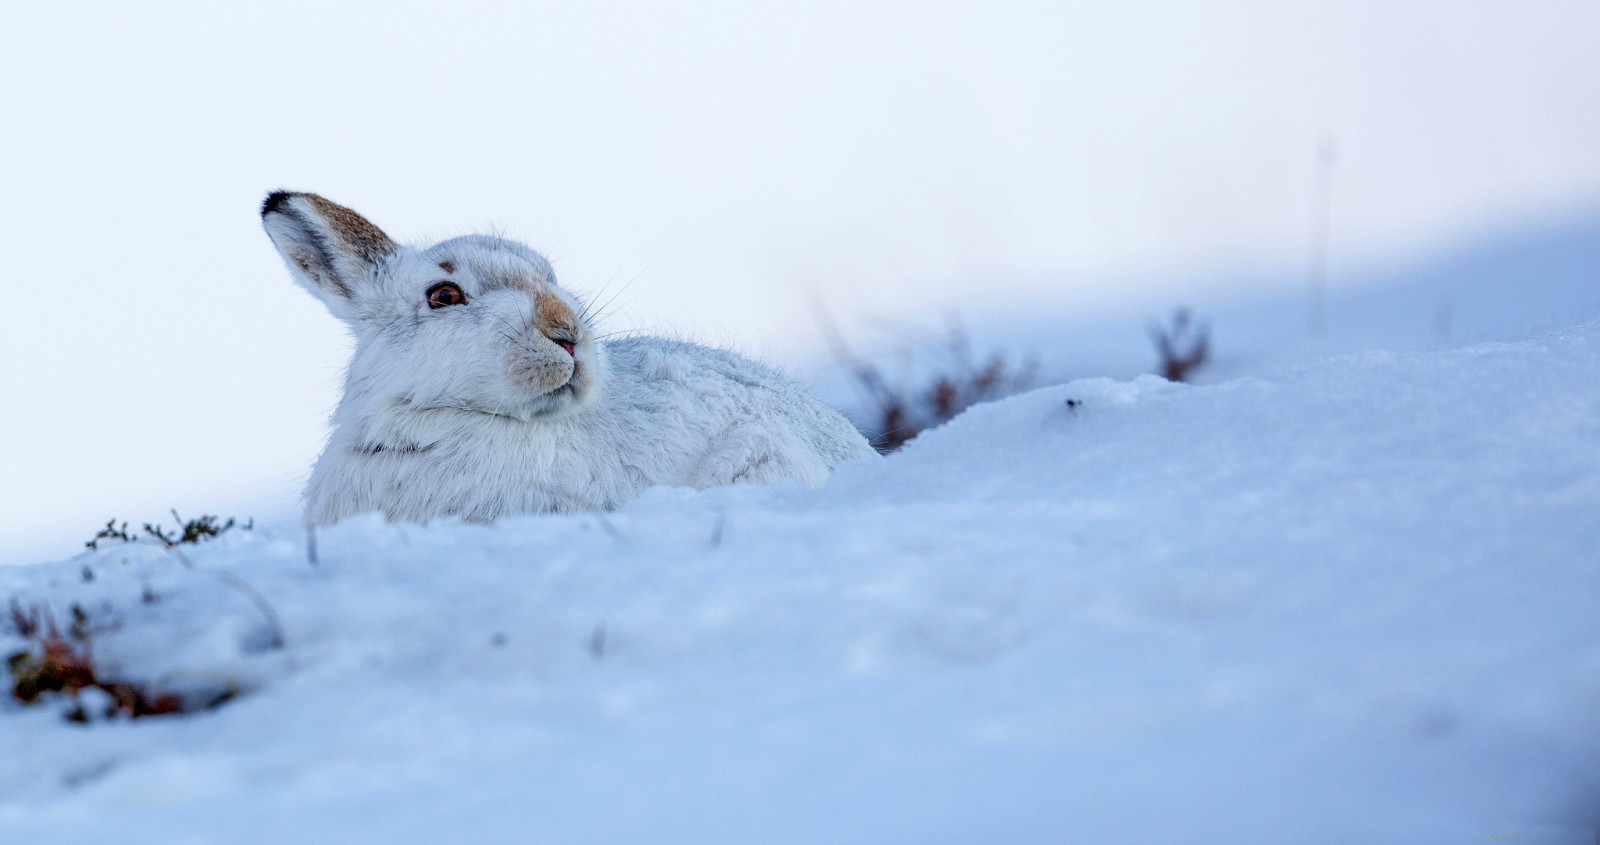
[1308,136,1338,337]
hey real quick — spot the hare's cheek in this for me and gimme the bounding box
[568,359,595,395]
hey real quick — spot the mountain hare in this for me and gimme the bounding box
[261,192,877,527]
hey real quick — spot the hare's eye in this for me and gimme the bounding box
[426,282,466,309]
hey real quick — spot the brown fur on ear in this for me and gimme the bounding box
[300,194,397,262]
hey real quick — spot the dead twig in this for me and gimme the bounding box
[1150,308,1210,382]
[817,307,1037,452]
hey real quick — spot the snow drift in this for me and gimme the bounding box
[3,321,1599,844]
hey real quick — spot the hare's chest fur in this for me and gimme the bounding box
[304,337,876,526]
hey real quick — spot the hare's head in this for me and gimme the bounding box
[262,192,601,420]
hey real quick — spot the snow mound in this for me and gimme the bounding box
[3,323,1599,844]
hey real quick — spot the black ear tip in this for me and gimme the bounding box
[262,191,296,217]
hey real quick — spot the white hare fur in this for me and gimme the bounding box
[261,191,877,528]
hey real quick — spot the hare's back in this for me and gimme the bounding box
[602,337,877,464]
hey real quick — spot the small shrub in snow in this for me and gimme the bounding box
[85,512,251,550]
[5,600,236,721]
[825,320,1038,453]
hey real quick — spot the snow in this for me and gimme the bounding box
[3,301,1599,842]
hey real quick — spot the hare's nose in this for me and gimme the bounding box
[554,339,576,356]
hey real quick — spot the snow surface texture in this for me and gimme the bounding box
[4,322,1599,843]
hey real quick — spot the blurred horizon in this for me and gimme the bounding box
[2,0,1598,562]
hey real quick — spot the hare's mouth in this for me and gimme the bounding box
[537,364,585,403]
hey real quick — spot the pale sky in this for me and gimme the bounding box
[3,0,1598,561]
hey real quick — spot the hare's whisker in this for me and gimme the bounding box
[587,260,654,326]
[579,264,626,322]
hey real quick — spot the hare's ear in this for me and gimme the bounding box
[261,191,398,322]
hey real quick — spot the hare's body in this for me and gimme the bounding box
[261,191,875,527]
[306,336,875,525]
